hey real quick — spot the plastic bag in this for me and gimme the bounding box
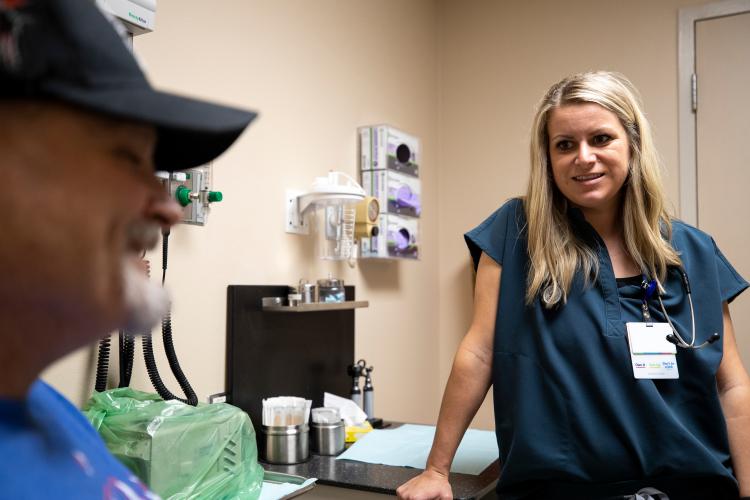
[84,388,263,500]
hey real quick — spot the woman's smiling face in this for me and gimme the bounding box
[547,102,631,216]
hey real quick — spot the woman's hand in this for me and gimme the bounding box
[396,468,453,500]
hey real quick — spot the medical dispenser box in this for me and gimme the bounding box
[361,213,419,260]
[359,125,420,177]
[361,169,421,218]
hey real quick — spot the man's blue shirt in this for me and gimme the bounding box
[0,380,158,499]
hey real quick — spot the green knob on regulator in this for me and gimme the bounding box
[208,191,223,203]
[176,185,192,207]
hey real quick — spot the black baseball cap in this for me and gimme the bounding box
[0,0,257,171]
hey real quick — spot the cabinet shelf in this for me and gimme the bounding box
[262,300,369,313]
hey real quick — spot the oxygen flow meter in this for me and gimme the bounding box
[156,165,223,226]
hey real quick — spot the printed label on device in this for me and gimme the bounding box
[626,322,679,379]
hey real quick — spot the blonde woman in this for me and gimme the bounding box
[397,72,750,500]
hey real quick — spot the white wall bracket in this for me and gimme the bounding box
[286,189,310,235]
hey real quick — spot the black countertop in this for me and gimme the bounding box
[261,424,499,500]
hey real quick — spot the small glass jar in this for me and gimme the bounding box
[317,278,345,303]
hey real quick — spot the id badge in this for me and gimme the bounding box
[625,322,679,379]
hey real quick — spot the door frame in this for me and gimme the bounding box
[678,0,750,225]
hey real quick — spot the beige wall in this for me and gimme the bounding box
[44,0,442,425]
[44,0,709,432]
[436,0,706,428]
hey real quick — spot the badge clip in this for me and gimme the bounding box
[640,278,657,325]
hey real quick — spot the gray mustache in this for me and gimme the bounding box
[125,222,161,253]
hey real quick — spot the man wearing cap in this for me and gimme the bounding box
[0,0,256,497]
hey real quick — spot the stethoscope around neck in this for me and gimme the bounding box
[641,267,721,350]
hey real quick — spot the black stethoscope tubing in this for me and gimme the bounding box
[643,268,721,350]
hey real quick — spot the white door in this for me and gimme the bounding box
[695,12,750,363]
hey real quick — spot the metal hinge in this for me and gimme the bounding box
[691,73,698,112]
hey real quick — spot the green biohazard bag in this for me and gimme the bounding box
[84,388,263,500]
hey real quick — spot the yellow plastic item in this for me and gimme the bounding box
[345,421,373,443]
[354,196,380,238]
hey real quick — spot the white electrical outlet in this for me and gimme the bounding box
[208,392,227,404]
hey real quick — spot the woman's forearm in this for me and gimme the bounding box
[716,303,750,495]
[426,335,493,475]
[721,384,750,495]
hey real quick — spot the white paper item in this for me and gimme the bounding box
[311,407,341,424]
[259,478,317,500]
[323,392,368,426]
[336,424,498,475]
[262,396,313,426]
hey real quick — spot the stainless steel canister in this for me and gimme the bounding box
[287,285,302,307]
[262,424,310,464]
[299,280,319,303]
[311,420,345,456]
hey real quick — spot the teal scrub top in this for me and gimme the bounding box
[465,198,749,499]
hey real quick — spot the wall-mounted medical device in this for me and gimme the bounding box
[361,213,419,260]
[359,125,420,176]
[286,171,367,261]
[362,169,421,218]
[358,125,421,260]
[95,0,156,35]
[156,164,223,226]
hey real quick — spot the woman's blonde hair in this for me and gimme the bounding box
[525,71,681,307]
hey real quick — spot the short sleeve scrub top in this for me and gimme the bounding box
[464,198,749,500]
